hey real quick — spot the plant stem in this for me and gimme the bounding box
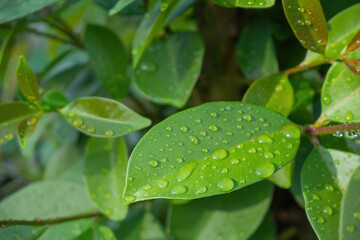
[305,122,360,136]
[0,213,100,227]
[25,28,78,47]
[284,56,339,76]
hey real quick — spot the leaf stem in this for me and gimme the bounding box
[305,122,360,136]
[25,28,78,47]
[284,56,339,76]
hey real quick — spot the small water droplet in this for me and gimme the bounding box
[200,131,206,136]
[317,216,324,224]
[27,117,37,125]
[346,225,354,232]
[248,148,257,153]
[180,125,188,132]
[209,124,218,132]
[345,111,354,122]
[323,95,331,105]
[211,149,228,161]
[86,126,95,133]
[243,114,252,121]
[210,112,217,118]
[256,162,275,178]
[123,195,136,204]
[264,152,274,159]
[140,62,157,72]
[353,212,360,221]
[105,130,114,137]
[156,179,168,188]
[325,184,334,191]
[171,185,188,195]
[177,157,184,164]
[148,159,158,167]
[143,184,152,191]
[231,159,239,165]
[196,186,208,194]
[189,135,199,145]
[195,119,201,123]
[257,135,273,144]
[282,125,300,139]
[217,178,235,192]
[323,206,333,215]
[221,168,229,173]
[166,126,172,132]
[73,118,83,127]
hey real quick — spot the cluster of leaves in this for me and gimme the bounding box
[0,0,360,239]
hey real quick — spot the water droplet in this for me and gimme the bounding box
[231,159,239,165]
[317,216,324,224]
[123,195,136,204]
[4,133,13,141]
[135,166,142,171]
[171,185,188,195]
[202,148,208,153]
[177,157,184,164]
[210,112,217,117]
[243,114,252,121]
[211,149,228,161]
[148,159,158,167]
[160,158,167,163]
[200,131,206,136]
[27,117,37,125]
[286,143,293,149]
[105,130,114,137]
[195,119,201,123]
[323,95,331,104]
[248,148,257,153]
[73,118,83,127]
[217,178,235,192]
[196,186,208,194]
[346,225,354,233]
[166,126,172,132]
[177,161,197,182]
[325,184,334,191]
[189,135,199,145]
[353,212,360,221]
[221,168,229,173]
[143,184,152,191]
[180,125,188,132]
[345,111,354,122]
[257,135,273,144]
[256,162,275,178]
[264,152,274,159]
[140,62,156,72]
[323,206,332,215]
[282,125,300,139]
[86,126,95,133]
[156,179,168,188]
[209,124,218,132]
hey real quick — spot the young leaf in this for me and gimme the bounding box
[282,0,328,54]
[17,115,39,147]
[84,25,130,100]
[17,56,41,106]
[340,166,360,240]
[343,58,360,76]
[37,219,93,240]
[301,147,360,240]
[133,32,205,108]
[210,0,275,8]
[236,19,278,79]
[248,214,276,240]
[0,180,98,220]
[320,62,360,123]
[346,30,360,54]
[243,74,294,117]
[84,137,128,221]
[60,97,151,138]
[78,225,117,240]
[0,0,59,24]
[169,181,274,240]
[41,91,69,111]
[109,0,136,15]
[123,102,300,203]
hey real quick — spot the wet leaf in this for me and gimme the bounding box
[109,0,136,15]
[0,180,98,220]
[343,58,360,76]
[123,102,300,203]
[301,147,360,239]
[17,115,39,147]
[84,25,130,100]
[320,62,360,123]
[210,0,275,8]
[346,30,360,54]
[169,181,274,240]
[84,137,128,220]
[37,219,93,240]
[248,214,276,240]
[60,97,151,138]
[340,166,360,240]
[236,19,278,79]
[0,226,45,240]
[133,32,204,108]
[282,0,328,54]
[268,162,293,189]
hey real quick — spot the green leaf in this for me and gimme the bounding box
[84,137,128,220]
[17,56,41,106]
[0,180,98,220]
[93,0,118,10]
[37,219,93,240]
[343,58,360,76]
[41,91,69,111]
[243,74,294,117]
[210,0,275,8]
[84,25,130,100]
[289,75,315,112]
[0,0,60,24]
[346,30,360,53]
[248,214,276,240]
[301,147,360,239]
[303,3,360,64]
[161,0,174,11]
[267,162,293,189]
[0,226,45,240]
[60,97,151,138]
[78,225,117,240]
[320,62,360,123]
[169,181,274,240]
[133,32,204,108]
[282,0,328,54]
[340,166,360,240]
[0,27,15,83]
[0,102,39,145]
[123,102,300,203]
[109,0,136,15]
[236,19,278,79]
[17,115,39,148]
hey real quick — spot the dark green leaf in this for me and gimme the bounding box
[210,0,275,8]
[42,91,69,111]
[169,181,274,240]
[0,27,14,84]
[248,214,276,240]
[123,102,300,203]
[78,225,117,240]
[37,219,93,240]
[93,0,118,10]
[282,0,328,54]
[289,76,316,112]
[0,226,45,240]
[60,97,151,138]
[84,137,128,220]
[133,32,204,108]
[85,24,130,100]
[109,0,136,15]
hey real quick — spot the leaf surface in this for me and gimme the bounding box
[109,0,136,15]
[210,0,275,8]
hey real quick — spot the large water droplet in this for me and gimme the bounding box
[264,152,274,159]
[156,179,168,188]
[208,124,218,132]
[256,162,275,178]
[180,125,188,132]
[105,130,114,137]
[243,114,252,121]
[171,185,188,195]
[177,161,197,182]
[345,111,354,122]
[323,206,333,215]
[196,186,208,195]
[123,195,136,204]
[217,178,235,192]
[189,135,199,145]
[257,135,273,144]
[211,149,228,161]
[73,118,83,127]
[148,159,158,167]
[210,112,217,118]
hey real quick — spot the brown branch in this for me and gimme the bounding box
[305,122,360,136]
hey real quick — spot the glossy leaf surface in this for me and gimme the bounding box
[243,74,294,117]
[84,25,130,100]
[123,102,300,203]
[169,181,273,240]
[346,30,360,53]
[109,0,136,15]
[301,147,360,239]
[0,180,97,220]
[134,32,204,108]
[282,0,328,54]
[236,19,278,79]
[343,58,360,76]
[84,137,128,220]
[210,0,275,8]
[60,97,151,138]
[268,162,293,189]
[38,219,92,240]
[321,62,360,123]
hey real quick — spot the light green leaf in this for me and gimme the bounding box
[303,3,360,64]
[248,214,276,240]
[340,166,360,240]
[161,0,174,11]
[301,147,360,239]
[320,62,360,123]
[282,0,328,54]
[0,226,45,240]
[289,76,315,112]
[133,32,204,108]
[109,0,136,15]
[60,97,151,138]
[78,225,117,240]
[0,0,60,24]
[84,25,130,100]
[0,180,98,220]
[268,162,293,189]
[243,74,294,117]
[236,19,278,79]
[123,102,300,203]
[16,56,41,106]
[169,181,274,240]
[38,219,93,240]
[41,91,69,111]
[84,137,128,220]
[17,115,39,147]
[210,0,275,8]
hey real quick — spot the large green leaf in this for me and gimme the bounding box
[282,0,328,54]
[84,25,130,100]
[0,0,59,24]
[0,180,98,220]
[78,225,117,240]
[303,3,360,64]
[210,0,275,8]
[109,0,136,15]
[320,62,360,123]
[267,162,293,189]
[133,32,204,108]
[236,19,278,79]
[340,166,360,240]
[301,147,360,239]
[0,226,45,240]
[84,137,128,220]
[123,102,300,203]
[248,214,276,240]
[60,97,151,138]
[243,74,294,117]
[37,219,93,240]
[169,181,273,240]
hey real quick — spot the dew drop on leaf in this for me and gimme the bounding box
[189,135,199,145]
[171,185,188,195]
[123,195,136,204]
[217,178,235,192]
[156,179,169,189]
[323,206,333,216]
[211,149,228,161]
[176,161,197,182]
[148,159,158,167]
[196,186,208,195]
[256,162,275,178]
[208,124,218,132]
[105,130,114,137]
